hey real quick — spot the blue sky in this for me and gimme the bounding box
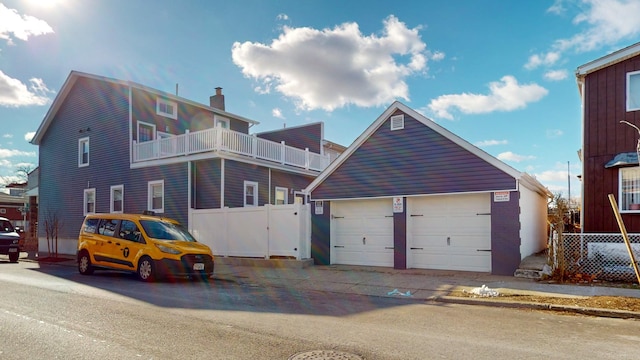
[1,0,640,200]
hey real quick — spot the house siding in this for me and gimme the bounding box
[312,110,516,199]
[270,170,315,204]
[311,201,331,265]
[37,77,130,240]
[131,88,250,139]
[257,123,322,153]
[192,159,222,209]
[128,163,189,224]
[583,54,640,232]
[490,191,521,275]
[224,161,270,207]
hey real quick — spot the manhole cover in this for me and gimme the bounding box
[288,350,363,360]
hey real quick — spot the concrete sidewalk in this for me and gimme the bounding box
[23,253,640,318]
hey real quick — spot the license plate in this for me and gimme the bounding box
[8,248,17,253]
[193,263,204,271]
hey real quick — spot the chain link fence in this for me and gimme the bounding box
[557,233,640,281]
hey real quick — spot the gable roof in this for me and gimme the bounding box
[576,41,640,77]
[305,101,549,197]
[30,70,259,145]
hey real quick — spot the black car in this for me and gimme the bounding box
[0,217,20,263]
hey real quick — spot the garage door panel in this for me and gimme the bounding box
[332,199,394,267]
[409,194,492,272]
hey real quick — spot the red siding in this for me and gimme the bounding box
[583,55,640,232]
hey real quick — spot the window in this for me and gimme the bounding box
[119,220,142,242]
[244,181,258,207]
[148,180,164,213]
[78,137,90,167]
[156,98,177,119]
[215,116,230,129]
[275,187,288,205]
[294,192,306,204]
[137,121,156,142]
[84,188,96,215]
[97,219,118,237]
[110,185,124,213]
[0,209,5,214]
[390,114,404,131]
[627,71,640,111]
[620,167,640,212]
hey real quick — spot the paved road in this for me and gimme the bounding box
[1,260,639,359]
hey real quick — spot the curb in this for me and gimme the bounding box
[430,296,640,319]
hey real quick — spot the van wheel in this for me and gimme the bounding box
[78,251,94,275]
[137,257,155,282]
[8,251,19,263]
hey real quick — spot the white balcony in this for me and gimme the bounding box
[133,127,331,172]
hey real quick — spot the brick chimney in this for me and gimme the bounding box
[209,87,225,111]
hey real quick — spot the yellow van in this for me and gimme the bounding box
[77,213,214,281]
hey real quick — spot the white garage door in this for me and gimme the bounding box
[331,198,394,267]
[408,193,491,272]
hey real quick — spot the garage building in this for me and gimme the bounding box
[306,102,550,275]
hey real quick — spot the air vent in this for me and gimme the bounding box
[390,114,404,131]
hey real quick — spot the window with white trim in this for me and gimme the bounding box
[244,181,258,207]
[156,98,177,119]
[294,191,306,204]
[390,114,404,130]
[275,187,288,205]
[148,180,164,213]
[620,167,640,212]
[627,71,640,111]
[84,188,96,215]
[110,185,124,213]
[78,137,89,167]
[137,121,156,142]
[215,115,230,129]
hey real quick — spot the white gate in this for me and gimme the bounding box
[189,203,310,260]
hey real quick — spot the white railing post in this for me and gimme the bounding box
[132,140,137,162]
[215,126,222,151]
[305,148,310,170]
[252,134,257,158]
[280,141,286,165]
[184,129,190,155]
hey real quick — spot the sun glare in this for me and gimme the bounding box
[28,0,64,8]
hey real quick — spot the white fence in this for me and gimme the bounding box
[189,203,311,260]
[133,127,331,172]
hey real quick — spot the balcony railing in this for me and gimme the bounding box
[133,127,331,172]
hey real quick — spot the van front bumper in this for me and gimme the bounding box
[155,254,214,278]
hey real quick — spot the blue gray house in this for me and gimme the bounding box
[30,71,336,255]
[306,102,550,275]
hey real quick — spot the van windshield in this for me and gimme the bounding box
[140,220,197,242]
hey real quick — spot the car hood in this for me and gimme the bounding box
[0,232,20,241]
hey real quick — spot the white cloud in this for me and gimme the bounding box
[535,169,569,183]
[529,0,640,69]
[543,69,568,81]
[524,52,561,70]
[428,75,548,120]
[2,134,12,138]
[276,13,289,21]
[0,71,53,107]
[24,132,35,142]
[272,108,284,119]
[475,139,508,147]
[0,3,54,45]
[546,129,564,138]
[547,0,566,15]
[232,15,431,111]
[431,51,445,61]
[0,148,36,158]
[497,151,536,162]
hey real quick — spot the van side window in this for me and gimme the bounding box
[98,219,119,237]
[83,218,99,234]
[119,220,143,243]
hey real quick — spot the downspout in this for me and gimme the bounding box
[579,77,586,233]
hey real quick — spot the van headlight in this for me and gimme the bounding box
[156,244,181,254]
